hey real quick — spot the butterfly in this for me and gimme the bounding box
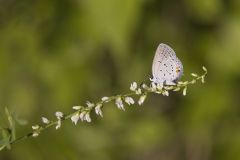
[150,43,183,86]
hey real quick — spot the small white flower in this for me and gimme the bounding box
[80,111,86,121]
[55,120,61,130]
[191,73,198,77]
[55,111,63,119]
[124,97,135,105]
[95,104,103,117]
[130,82,137,91]
[41,117,50,124]
[32,132,39,137]
[101,97,109,102]
[86,101,94,108]
[183,87,187,96]
[162,90,169,96]
[115,97,125,110]
[136,88,142,95]
[138,95,147,105]
[71,113,80,125]
[84,113,91,122]
[72,106,81,110]
[32,125,40,130]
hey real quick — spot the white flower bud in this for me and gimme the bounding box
[138,95,147,105]
[32,125,40,130]
[201,76,205,83]
[72,106,81,110]
[41,117,50,124]
[101,97,109,102]
[183,87,187,96]
[202,66,207,72]
[32,132,39,137]
[191,73,198,77]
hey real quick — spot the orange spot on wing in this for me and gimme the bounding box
[176,66,180,73]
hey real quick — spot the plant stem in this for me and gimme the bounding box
[8,69,207,146]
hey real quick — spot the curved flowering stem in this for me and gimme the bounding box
[0,66,207,150]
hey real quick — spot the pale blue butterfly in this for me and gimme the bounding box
[151,43,183,86]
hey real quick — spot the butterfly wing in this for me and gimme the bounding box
[152,43,183,84]
[152,44,165,82]
[173,56,184,81]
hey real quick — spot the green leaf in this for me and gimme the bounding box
[5,107,16,141]
[12,112,28,125]
[0,145,6,151]
[0,139,5,145]
[2,129,11,150]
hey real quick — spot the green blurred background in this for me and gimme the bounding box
[1,0,240,159]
